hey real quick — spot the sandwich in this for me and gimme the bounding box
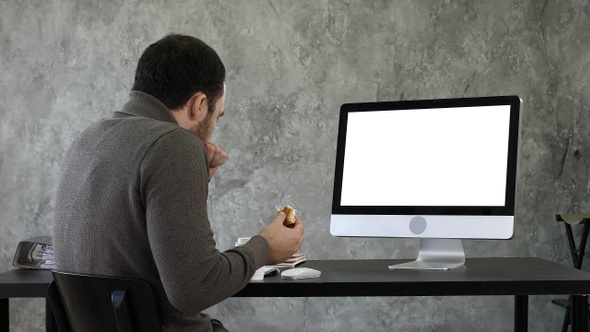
[277,205,297,227]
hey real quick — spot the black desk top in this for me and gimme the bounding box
[0,268,53,298]
[235,257,590,297]
[2,258,590,299]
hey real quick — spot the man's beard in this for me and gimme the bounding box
[193,112,213,143]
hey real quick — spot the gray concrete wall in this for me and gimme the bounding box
[1,0,590,331]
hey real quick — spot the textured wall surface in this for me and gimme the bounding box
[2,1,590,331]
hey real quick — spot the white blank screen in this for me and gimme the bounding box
[340,105,511,206]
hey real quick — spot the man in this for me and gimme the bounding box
[53,34,304,331]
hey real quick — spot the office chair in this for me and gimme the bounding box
[48,271,162,332]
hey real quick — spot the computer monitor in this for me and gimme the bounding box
[330,95,521,270]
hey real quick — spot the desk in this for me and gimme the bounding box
[2,258,590,332]
[0,268,55,332]
[237,258,590,331]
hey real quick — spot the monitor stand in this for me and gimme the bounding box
[388,239,466,270]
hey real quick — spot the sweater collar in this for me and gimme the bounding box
[116,91,179,125]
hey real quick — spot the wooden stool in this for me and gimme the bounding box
[552,214,590,332]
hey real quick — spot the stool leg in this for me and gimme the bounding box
[561,306,570,332]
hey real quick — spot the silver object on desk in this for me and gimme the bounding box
[12,236,55,269]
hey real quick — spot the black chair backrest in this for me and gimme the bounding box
[49,271,162,332]
[48,281,73,332]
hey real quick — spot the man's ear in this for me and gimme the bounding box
[187,92,209,122]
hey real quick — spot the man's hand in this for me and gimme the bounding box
[258,212,305,265]
[205,142,228,179]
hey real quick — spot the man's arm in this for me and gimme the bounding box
[140,128,269,315]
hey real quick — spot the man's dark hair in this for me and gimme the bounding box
[132,34,226,111]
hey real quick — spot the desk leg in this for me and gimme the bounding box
[570,295,588,332]
[514,295,528,332]
[0,298,8,332]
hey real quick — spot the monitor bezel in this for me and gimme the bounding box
[331,95,521,216]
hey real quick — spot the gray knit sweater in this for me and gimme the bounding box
[53,91,270,331]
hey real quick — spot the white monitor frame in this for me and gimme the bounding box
[330,96,521,270]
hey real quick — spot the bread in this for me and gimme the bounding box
[277,205,296,226]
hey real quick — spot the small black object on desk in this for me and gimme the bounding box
[552,213,590,332]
